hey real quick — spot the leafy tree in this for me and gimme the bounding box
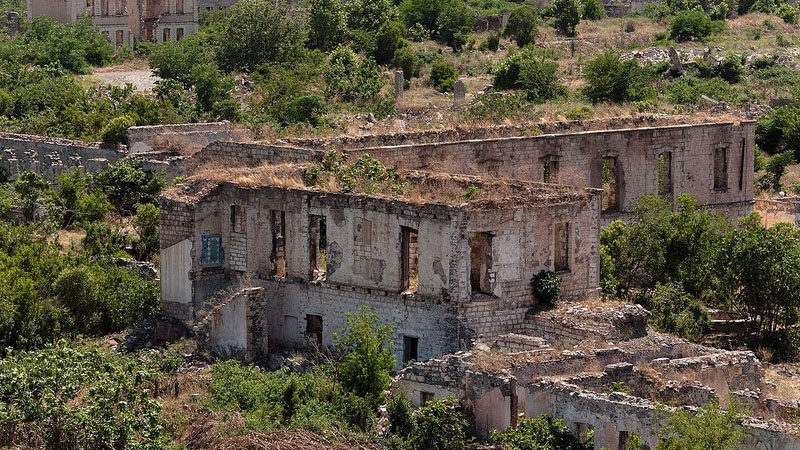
[0,89,12,116]
[430,60,459,92]
[400,0,457,36]
[91,160,166,214]
[334,306,395,399]
[132,203,160,261]
[778,3,798,23]
[656,400,746,450]
[436,1,475,51]
[504,5,539,48]
[670,9,714,42]
[582,0,607,19]
[346,0,396,32]
[764,151,795,191]
[552,0,581,36]
[718,214,800,342]
[324,46,383,102]
[409,397,471,450]
[189,63,239,119]
[374,21,406,65]
[23,17,114,74]
[54,169,111,228]
[755,105,800,158]
[217,0,305,72]
[492,414,591,450]
[392,46,423,87]
[387,394,414,435]
[582,52,655,103]
[647,282,710,340]
[307,0,348,52]
[12,171,52,221]
[148,34,215,87]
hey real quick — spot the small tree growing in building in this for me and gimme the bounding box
[530,270,561,308]
[334,306,395,400]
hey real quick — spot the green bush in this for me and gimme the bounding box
[582,52,655,103]
[656,400,746,450]
[324,46,383,101]
[148,34,215,87]
[552,0,581,36]
[374,21,406,65]
[280,94,327,126]
[487,33,501,51]
[670,9,714,42]
[334,307,395,399]
[647,282,710,341]
[189,63,238,117]
[0,89,12,116]
[392,46,424,86]
[400,0,453,35]
[504,5,539,48]
[436,1,475,50]
[91,160,166,214]
[0,343,167,448]
[132,203,160,261]
[491,414,592,450]
[767,327,800,362]
[755,105,800,156]
[582,0,606,19]
[493,50,565,101]
[388,395,414,436]
[715,53,745,83]
[346,0,396,32]
[430,60,459,92]
[307,0,347,51]
[409,397,470,450]
[778,2,799,23]
[665,76,744,105]
[217,0,305,72]
[530,270,561,307]
[100,115,135,147]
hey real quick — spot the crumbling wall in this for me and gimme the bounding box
[127,122,250,155]
[0,132,122,181]
[344,122,755,220]
[190,141,323,171]
[196,287,268,361]
[755,198,800,228]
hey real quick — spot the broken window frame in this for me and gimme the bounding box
[541,155,560,183]
[270,210,287,278]
[601,156,621,212]
[714,146,728,191]
[403,335,419,363]
[657,152,673,196]
[401,226,419,293]
[230,204,245,234]
[309,215,327,280]
[469,232,493,296]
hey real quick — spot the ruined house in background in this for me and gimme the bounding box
[25,0,199,46]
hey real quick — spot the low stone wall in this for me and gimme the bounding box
[755,198,800,228]
[189,141,324,171]
[127,122,251,155]
[0,132,123,181]
[195,287,267,362]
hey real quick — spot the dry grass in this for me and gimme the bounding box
[763,366,800,402]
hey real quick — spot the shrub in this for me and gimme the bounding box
[307,0,347,51]
[715,53,744,83]
[582,52,655,103]
[552,0,581,36]
[504,5,539,48]
[487,33,501,51]
[755,105,800,156]
[374,21,406,65]
[217,0,305,72]
[566,105,594,120]
[778,2,798,24]
[665,76,743,105]
[324,46,383,101]
[491,414,591,450]
[132,203,160,261]
[148,34,214,87]
[392,46,423,86]
[647,282,710,340]
[436,1,475,50]
[409,397,470,450]
[582,0,606,19]
[530,270,561,307]
[0,89,12,116]
[493,49,565,101]
[400,0,451,35]
[670,9,713,42]
[656,400,746,450]
[346,0,395,32]
[387,395,414,436]
[767,327,800,362]
[280,94,327,127]
[189,63,238,116]
[764,151,795,191]
[100,115,135,147]
[430,60,459,92]
[91,160,166,214]
[334,307,395,399]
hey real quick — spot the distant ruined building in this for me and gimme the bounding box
[25,0,204,46]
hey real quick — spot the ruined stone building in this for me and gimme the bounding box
[25,0,198,46]
[160,150,601,363]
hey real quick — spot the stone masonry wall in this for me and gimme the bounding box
[344,122,755,218]
[755,198,800,228]
[127,122,250,155]
[0,132,123,181]
[189,141,324,171]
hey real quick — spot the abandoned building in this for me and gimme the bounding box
[160,155,602,363]
[25,0,199,46]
